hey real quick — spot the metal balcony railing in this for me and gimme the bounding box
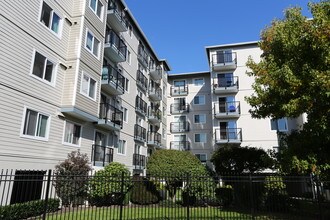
[147,131,161,145]
[170,141,190,151]
[102,65,125,91]
[135,96,147,115]
[136,70,148,91]
[170,85,188,96]
[148,82,162,100]
[91,145,114,167]
[107,0,127,27]
[213,76,239,89]
[215,128,242,142]
[134,124,146,141]
[214,101,241,115]
[105,29,127,60]
[99,103,123,128]
[133,153,146,167]
[170,122,190,132]
[138,45,148,67]
[211,52,237,67]
[147,106,161,121]
[170,103,189,114]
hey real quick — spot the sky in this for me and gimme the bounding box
[124,0,319,74]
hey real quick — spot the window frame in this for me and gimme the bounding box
[20,106,50,141]
[85,29,100,59]
[194,133,207,143]
[173,79,186,87]
[194,114,206,124]
[63,120,82,147]
[195,153,207,163]
[30,50,57,86]
[271,118,288,132]
[89,0,104,20]
[121,107,128,123]
[193,78,204,86]
[193,95,205,105]
[127,50,131,65]
[117,139,126,155]
[80,72,97,101]
[39,1,62,37]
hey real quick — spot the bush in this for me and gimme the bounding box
[0,199,60,220]
[89,162,131,206]
[215,185,234,207]
[54,151,91,207]
[262,176,289,211]
[130,176,161,205]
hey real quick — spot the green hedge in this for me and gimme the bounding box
[130,176,161,205]
[0,198,60,220]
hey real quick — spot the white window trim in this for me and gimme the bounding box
[85,29,100,59]
[20,106,51,141]
[88,0,104,21]
[62,120,82,147]
[29,49,57,87]
[122,107,128,123]
[117,140,126,155]
[194,114,206,124]
[80,72,97,101]
[193,78,205,86]
[194,133,207,143]
[38,0,63,38]
[193,95,205,105]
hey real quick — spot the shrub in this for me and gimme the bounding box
[262,176,289,211]
[54,151,91,207]
[89,162,131,206]
[130,175,161,205]
[215,185,234,207]
[0,199,60,220]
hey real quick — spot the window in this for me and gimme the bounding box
[40,1,61,34]
[127,50,131,64]
[89,0,103,19]
[194,114,206,124]
[195,154,207,163]
[63,121,81,146]
[85,30,100,58]
[22,109,49,139]
[125,78,129,92]
[271,118,288,132]
[174,80,186,87]
[128,24,133,37]
[81,73,96,99]
[118,140,126,154]
[163,85,166,96]
[162,128,166,139]
[31,51,55,83]
[163,106,166,116]
[193,95,205,105]
[121,107,128,123]
[195,133,206,143]
[194,78,204,86]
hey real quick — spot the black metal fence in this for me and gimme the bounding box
[0,170,329,220]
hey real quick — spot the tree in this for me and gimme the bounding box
[54,151,91,206]
[211,145,274,174]
[245,1,330,176]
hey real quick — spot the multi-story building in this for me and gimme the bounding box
[0,0,170,176]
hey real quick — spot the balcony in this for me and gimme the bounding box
[148,83,162,101]
[170,103,189,114]
[149,65,163,80]
[91,145,114,167]
[147,131,161,147]
[97,103,123,131]
[213,76,239,94]
[215,128,242,144]
[134,124,146,142]
[214,101,240,119]
[107,1,127,32]
[135,96,147,116]
[138,45,148,68]
[147,107,161,125]
[170,86,188,96]
[170,141,190,151]
[136,70,148,92]
[101,65,125,95]
[211,52,237,71]
[170,122,190,133]
[133,153,146,170]
[104,30,127,63]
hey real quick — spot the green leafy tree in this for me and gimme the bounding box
[245,1,330,176]
[211,145,274,174]
[54,151,91,206]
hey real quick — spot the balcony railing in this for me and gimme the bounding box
[149,65,163,80]
[134,124,146,142]
[170,141,190,151]
[170,86,188,96]
[104,29,127,62]
[211,52,237,71]
[170,122,190,133]
[215,128,242,143]
[107,0,127,32]
[99,103,123,128]
[147,106,161,124]
[135,96,147,116]
[214,101,240,118]
[170,103,189,114]
[136,70,148,91]
[138,45,148,67]
[213,76,239,94]
[133,153,146,168]
[147,131,161,146]
[101,65,125,95]
[91,145,114,167]
[148,83,162,101]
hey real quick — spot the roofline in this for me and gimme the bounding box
[168,71,210,77]
[159,59,172,71]
[120,0,171,70]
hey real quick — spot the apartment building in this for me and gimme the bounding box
[0,0,170,175]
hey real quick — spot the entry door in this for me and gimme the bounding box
[218,96,235,113]
[174,98,186,111]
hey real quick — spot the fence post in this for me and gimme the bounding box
[315,175,323,220]
[119,171,125,220]
[42,169,52,220]
[249,174,255,220]
[186,173,190,220]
